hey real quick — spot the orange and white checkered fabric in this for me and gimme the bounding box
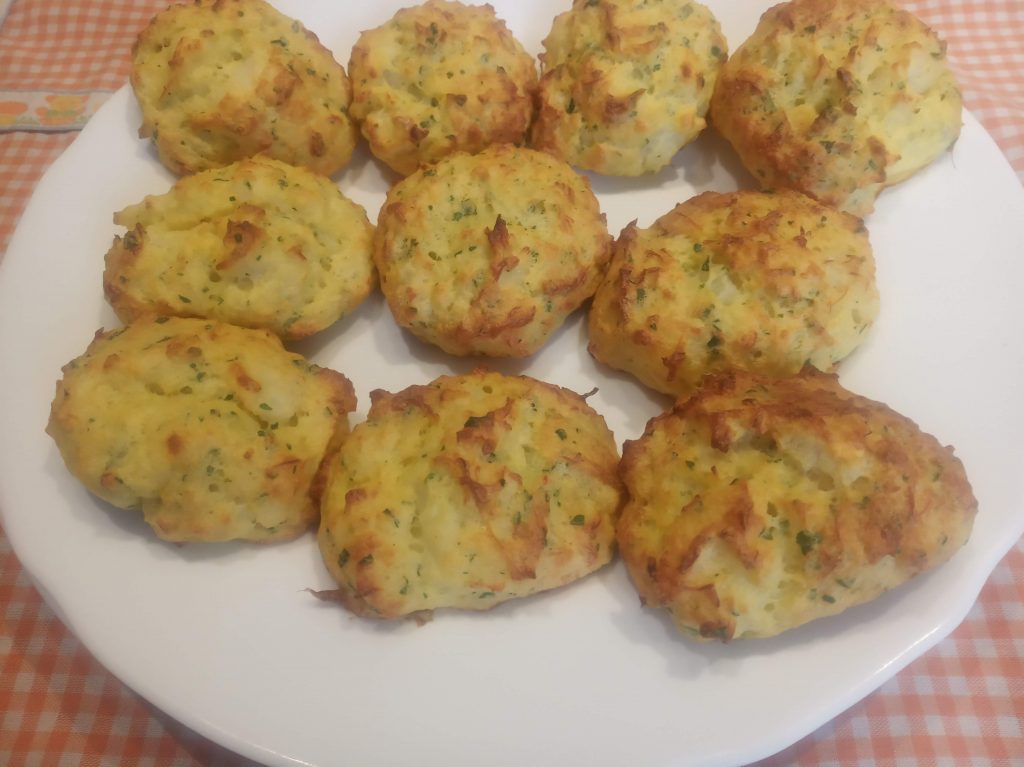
[910,0,1024,174]
[0,1,1022,766]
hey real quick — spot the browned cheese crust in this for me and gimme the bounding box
[317,370,623,619]
[103,157,375,340]
[374,144,612,357]
[532,0,726,176]
[618,369,977,640]
[348,0,537,175]
[709,0,962,214]
[46,317,356,543]
[131,0,358,175]
[588,189,879,397]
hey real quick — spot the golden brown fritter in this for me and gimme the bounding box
[374,144,612,357]
[618,369,977,641]
[103,157,376,340]
[588,189,878,397]
[348,0,537,176]
[317,370,623,619]
[709,0,962,214]
[46,317,355,543]
[131,0,358,176]
[532,0,726,176]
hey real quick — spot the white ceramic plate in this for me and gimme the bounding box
[2,2,1023,766]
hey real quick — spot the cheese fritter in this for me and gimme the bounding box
[131,0,358,176]
[46,317,355,544]
[374,144,612,357]
[709,0,962,214]
[532,0,727,176]
[588,190,878,397]
[317,371,623,619]
[348,0,537,176]
[618,369,977,641]
[103,157,375,340]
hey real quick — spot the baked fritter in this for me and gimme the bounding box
[588,190,878,397]
[709,0,962,215]
[618,369,977,641]
[317,370,623,619]
[131,0,358,176]
[374,144,612,357]
[532,0,727,176]
[348,0,537,176]
[103,157,375,340]
[46,317,355,543]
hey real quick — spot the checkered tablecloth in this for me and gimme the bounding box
[1,1,1022,765]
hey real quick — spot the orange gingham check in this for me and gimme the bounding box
[0,1,1022,765]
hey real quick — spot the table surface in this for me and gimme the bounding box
[1,1,1022,765]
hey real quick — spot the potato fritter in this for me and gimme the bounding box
[588,190,878,397]
[103,157,375,340]
[374,144,612,357]
[618,369,977,641]
[709,0,962,214]
[317,370,623,619]
[348,0,537,176]
[46,317,355,544]
[532,0,726,176]
[131,0,358,176]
